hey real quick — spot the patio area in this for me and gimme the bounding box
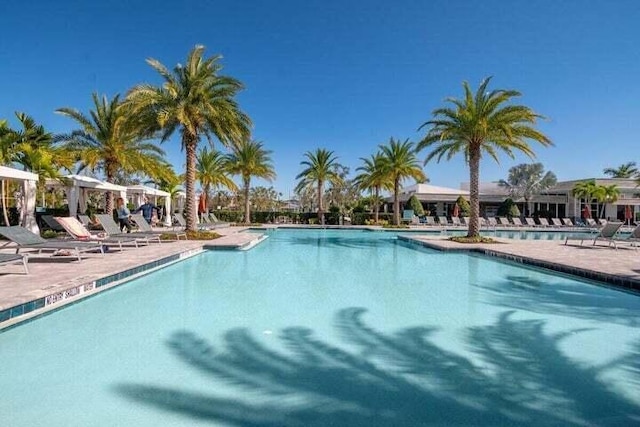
[0,226,264,328]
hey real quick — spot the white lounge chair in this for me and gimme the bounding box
[95,214,159,245]
[0,226,103,262]
[565,221,623,249]
[614,223,640,250]
[538,218,551,227]
[54,216,140,251]
[0,253,29,274]
[551,218,563,227]
[497,217,511,227]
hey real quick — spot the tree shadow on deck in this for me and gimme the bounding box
[115,308,640,426]
[474,275,640,327]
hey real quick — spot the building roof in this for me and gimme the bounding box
[402,183,469,196]
[0,166,38,181]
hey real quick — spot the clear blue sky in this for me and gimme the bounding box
[2,0,639,197]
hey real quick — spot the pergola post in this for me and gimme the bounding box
[22,179,39,234]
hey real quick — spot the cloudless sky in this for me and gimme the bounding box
[1,0,639,197]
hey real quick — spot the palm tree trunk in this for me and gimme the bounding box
[468,147,480,237]
[374,186,380,223]
[393,177,400,226]
[317,181,324,225]
[1,180,10,226]
[184,135,198,232]
[244,177,251,225]
[104,168,115,217]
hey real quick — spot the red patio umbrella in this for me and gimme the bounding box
[452,203,460,218]
[582,204,591,219]
[198,193,207,214]
[625,205,633,225]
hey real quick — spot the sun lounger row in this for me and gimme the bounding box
[0,214,191,273]
[416,216,583,228]
[565,221,640,250]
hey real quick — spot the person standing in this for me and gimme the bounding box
[133,196,161,225]
[116,197,132,233]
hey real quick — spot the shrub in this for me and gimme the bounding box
[41,229,62,239]
[449,236,499,244]
[183,230,221,240]
[456,196,471,216]
[407,195,425,216]
[497,198,521,218]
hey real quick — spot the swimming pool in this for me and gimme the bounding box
[1,229,639,426]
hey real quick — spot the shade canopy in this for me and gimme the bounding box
[46,175,128,218]
[0,166,39,233]
[126,185,169,198]
[56,175,128,192]
[0,166,39,182]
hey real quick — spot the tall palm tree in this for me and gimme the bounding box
[57,93,168,214]
[196,147,238,215]
[354,152,391,223]
[295,149,342,225]
[225,140,275,225]
[125,45,251,231]
[417,77,552,237]
[497,163,557,216]
[379,138,426,226]
[603,162,637,178]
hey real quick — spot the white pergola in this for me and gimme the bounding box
[46,175,128,217]
[127,185,172,226]
[175,190,186,213]
[0,166,39,233]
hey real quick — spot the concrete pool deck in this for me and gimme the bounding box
[399,234,640,292]
[1,226,639,329]
[0,227,265,328]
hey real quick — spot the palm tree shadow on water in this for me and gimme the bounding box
[114,308,640,426]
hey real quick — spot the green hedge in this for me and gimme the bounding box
[202,210,395,225]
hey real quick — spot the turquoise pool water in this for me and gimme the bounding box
[1,229,639,426]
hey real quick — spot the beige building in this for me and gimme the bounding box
[392,179,639,221]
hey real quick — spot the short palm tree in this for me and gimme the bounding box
[196,147,238,215]
[10,113,74,205]
[146,167,184,214]
[417,77,552,237]
[354,152,391,223]
[571,180,601,219]
[225,140,275,225]
[295,149,342,225]
[597,184,620,219]
[379,138,426,226]
[125,45,251,231]
[57,93,168,214]
[603,162,637,178]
